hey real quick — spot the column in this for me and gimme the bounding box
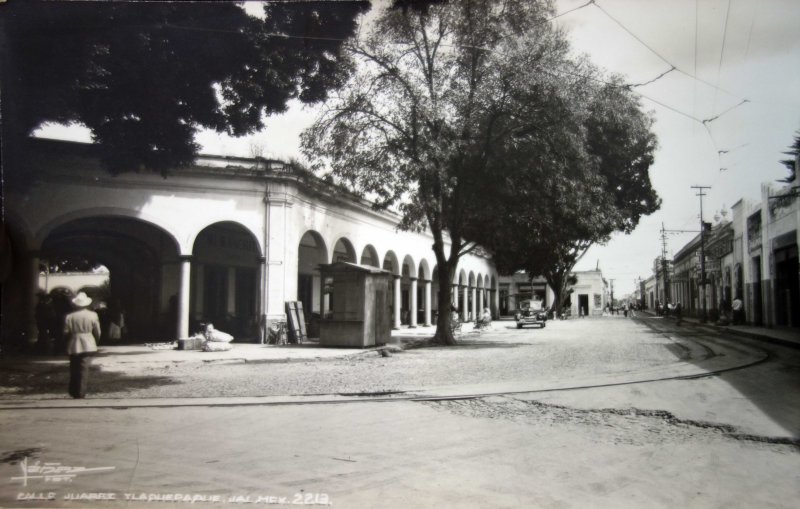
[478,288,484,315]
[471,286,477,321]
[423,279,432,326]
[461,284,469,322]
[393,275,402,329]
[25,251,40,347]
[176,255,192,339]
[257,256,266,343]
[409,277,418,328]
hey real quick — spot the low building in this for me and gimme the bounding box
[568,270,608,317]
[497,272,554,316]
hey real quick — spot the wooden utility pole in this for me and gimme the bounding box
[692,185,711,323]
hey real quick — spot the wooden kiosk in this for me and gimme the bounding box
[318,262,392,347]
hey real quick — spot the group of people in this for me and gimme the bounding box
[35,291,126,399]
[449,306,492,331]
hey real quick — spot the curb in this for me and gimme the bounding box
[650,314,800,351]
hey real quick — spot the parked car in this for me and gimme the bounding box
[514,299,547,329]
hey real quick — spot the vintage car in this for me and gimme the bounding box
[514,299,547,329]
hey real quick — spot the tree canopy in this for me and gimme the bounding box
[1,0,369,177]
[302,0,618,343]
[483,77,659,313]
[302,0,660,338]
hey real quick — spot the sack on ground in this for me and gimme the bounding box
[202,341,232,352]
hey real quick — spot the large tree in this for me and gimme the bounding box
[0,0,369,180]
[302,0,582,344]
[485,79,659,312]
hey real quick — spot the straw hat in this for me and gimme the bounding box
[71,292,93,308]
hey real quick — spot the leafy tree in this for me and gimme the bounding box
[302,0,589,344]
[0,0,369,179]
[484,79,659,313]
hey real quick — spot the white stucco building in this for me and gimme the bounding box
[3,139,498,344]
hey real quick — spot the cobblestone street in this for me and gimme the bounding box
[1,315,799,508]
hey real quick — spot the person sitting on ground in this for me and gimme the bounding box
[476,306,492,328]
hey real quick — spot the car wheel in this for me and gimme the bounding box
[517,324,523,329]
[541,322,546,328]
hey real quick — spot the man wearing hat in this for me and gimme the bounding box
[63,292,101,398]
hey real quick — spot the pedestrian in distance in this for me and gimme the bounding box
[64,292,101,399]
[731,296,744,325]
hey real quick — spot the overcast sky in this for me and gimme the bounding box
[37,0,800,296]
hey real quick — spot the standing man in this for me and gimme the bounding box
[731,295,744,325]
[64,292,101,399]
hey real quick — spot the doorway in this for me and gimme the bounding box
[578,294,589,317]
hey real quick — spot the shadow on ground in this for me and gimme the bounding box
[0,366,181,397]
[637,315,800,437]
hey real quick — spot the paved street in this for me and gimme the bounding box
[1,316,798,508]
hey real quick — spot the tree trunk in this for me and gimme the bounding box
[432,237,458,345]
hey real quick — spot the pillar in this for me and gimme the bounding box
[471,286,477,321]
[393,275,402,329]
[409,277,418,328]
[461,284,469,322]
[478,287,484,315]
[25,251,40,346]
[177,255,192,339]
[423,279,432,326]
[257,256,266,343]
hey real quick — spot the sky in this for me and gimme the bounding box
[36,0,800,296]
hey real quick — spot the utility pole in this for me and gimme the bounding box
[692,185,711,323]
[660,223,671,306]
[609,279,615,311]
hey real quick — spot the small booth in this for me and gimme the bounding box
[318,262,392,347]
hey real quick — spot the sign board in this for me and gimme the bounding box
[285,301,307,343]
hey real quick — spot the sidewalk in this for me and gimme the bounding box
[0,326,450,371]
[642,310,800,350]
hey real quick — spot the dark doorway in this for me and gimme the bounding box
[774,246,799,327]
[750,256,763,325]
[578,294,589,316]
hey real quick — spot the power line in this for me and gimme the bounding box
[712,0,734,116]
[592,0,745,102]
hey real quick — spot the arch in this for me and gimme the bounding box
[418,259,432,281]
[382,250,400,275]
[192,221,262,341]
[360,244,380,267]
[298,230,329,328]
[332,237,357,263]
[477,274,485,289]
[35,206,182,254]
[468,271,476,287]
[401,255,416,278]
[41,215,183,341]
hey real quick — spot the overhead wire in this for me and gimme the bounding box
[712,0,733,116]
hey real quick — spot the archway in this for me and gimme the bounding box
[332,237,357,263]
[360,245,380,267]
[40,215,180,342]
[192,221,262,341]
[298,231,328,333]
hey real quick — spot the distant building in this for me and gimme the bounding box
[647,181,799,327]
[498,269,607,317]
